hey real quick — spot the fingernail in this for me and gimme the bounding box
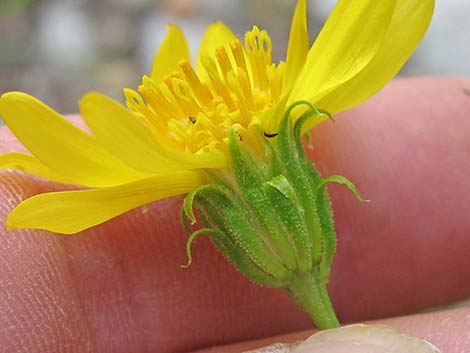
[291,324,442,353]
[245,342,293,353]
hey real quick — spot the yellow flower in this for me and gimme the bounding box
[0,0,434,234]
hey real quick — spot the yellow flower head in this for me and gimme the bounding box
[0,0,434,234]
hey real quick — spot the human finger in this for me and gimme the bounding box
[0,77,469,353]
[191,306,470,353]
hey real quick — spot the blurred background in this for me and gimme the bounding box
[0,0,469,117]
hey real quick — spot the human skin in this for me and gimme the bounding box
[0,77,469,353]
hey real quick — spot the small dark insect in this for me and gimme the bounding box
[189,116,197,124]
[264,132,279,138]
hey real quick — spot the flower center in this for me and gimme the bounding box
[124,26,285,156]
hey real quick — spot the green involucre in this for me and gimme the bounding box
[181,101,366,328]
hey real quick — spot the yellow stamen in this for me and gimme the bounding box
[171,78,203,118]
[230,40,250,79]
[215,46,233,80]
[245,26,272,91]
[162,77,189,119]
[267,63,284,102]
[179,60,213,106]
[203,57,237,111]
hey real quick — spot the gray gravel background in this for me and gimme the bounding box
[0,0,469,118]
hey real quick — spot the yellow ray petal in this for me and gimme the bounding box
[317,0,435,114]
[196,22,237,76]
[150,24,190,82]
[283,0,309,95]
[150,142,227,170]
[0,152,73,184]
[7,170,203,234]
[289,0,397,105]
[0,92,147,187]
[80,92,182,173]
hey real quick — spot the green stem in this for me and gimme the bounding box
[286,270,339,329]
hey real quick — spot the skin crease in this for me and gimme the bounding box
[0,77,469,353]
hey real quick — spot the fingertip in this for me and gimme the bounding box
[291,324,441,353]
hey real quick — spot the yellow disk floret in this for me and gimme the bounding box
[124,26,285,158]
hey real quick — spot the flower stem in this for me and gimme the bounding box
[286,270,339,329]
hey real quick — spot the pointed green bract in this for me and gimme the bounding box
[277,102,326,265]
[265,175,298,205]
